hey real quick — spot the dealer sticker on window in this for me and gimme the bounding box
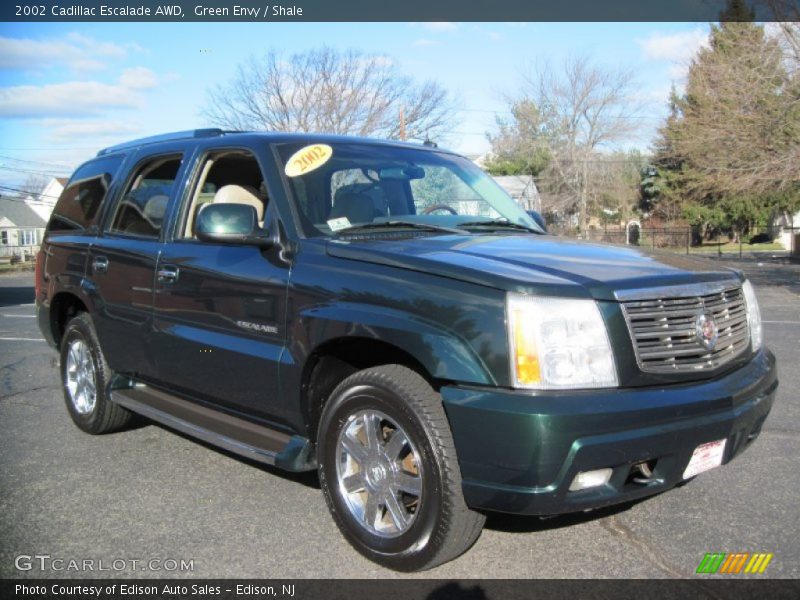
[327,217,351,232]
[683,439,726,480]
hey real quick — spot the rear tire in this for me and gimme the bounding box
[317,364,485,571]
[60,313,133,434]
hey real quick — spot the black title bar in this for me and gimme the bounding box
[3,579,800,600]
[3,0,799,22]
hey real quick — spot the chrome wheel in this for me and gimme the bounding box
[65,339,96,415]
[335,409,423,538]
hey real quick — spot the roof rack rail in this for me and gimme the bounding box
[97,129,228,156]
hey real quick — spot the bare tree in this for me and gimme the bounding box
[202,47,457,141]
[759,2,800,70]
[491,56,641,229]
[533,58,641,230]
[22,173,50,199]
[773,22,800,73]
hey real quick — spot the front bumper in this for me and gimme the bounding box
[441,349,778,515]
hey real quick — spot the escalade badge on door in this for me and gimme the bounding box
[696,313,719,351]
[236,320,278,335]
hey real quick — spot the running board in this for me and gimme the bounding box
[111,386,315,472]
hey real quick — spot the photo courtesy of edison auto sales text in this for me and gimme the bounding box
[14,584,296,596]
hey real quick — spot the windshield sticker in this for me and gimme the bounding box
[284,144,333,177]
[327,217,351,232]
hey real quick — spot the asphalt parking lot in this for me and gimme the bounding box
[1,257,798,579]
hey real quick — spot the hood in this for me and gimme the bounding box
[326,234,743,301]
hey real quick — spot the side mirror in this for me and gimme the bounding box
[526,210,548,232]
[194,203,272,247]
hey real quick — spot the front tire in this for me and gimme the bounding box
[60,313,133,434]
[317,365,485,571]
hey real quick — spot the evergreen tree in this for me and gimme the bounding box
[653,11,800,234]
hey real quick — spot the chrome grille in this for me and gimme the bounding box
[620,284,749,373]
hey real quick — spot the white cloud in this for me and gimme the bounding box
[638,28,709,63]
[41,119,142,142]
[667,63,691,80]
[467,25,505,43]
[420,22,457,32]
[118,67,158,89]
[631,84,674,107]
[0,33,135,72]
[0,82,135,117]
[0,68,158,118]
[65,32,131,58]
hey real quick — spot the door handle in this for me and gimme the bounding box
[157,266,179,284]
[92,256,108,273]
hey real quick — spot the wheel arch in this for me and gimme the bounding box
[293,303,495,440]
[301,336,432,441]
[293,301,494,435]
[49,291,89,347]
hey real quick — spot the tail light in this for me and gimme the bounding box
[35,250,44,300]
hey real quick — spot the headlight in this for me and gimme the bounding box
[742,279,763,352]
[507,293,618,390]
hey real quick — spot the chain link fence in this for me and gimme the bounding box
[550,226,693,253]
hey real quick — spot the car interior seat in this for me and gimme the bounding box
[142,194,169,228]
[213,184,265,226]
[330,184,388,224]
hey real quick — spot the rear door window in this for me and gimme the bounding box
[48,155,124,234]
[109,155,182,238]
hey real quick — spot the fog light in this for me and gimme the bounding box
[569,468,613,491]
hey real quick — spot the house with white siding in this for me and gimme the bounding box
[26,176,66,222]
[0,196,47,262]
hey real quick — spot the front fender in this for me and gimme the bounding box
[295,302,494,385]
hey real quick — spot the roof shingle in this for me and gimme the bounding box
[0,198,48,228]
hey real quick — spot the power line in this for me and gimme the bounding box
[0,185,60,202]
[0,145,98,151]
[0,155,75,170]
[0,165,70,177]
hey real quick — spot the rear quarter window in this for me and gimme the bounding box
[48,155,124,234]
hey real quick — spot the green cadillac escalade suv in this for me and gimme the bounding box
[36,130,777,571]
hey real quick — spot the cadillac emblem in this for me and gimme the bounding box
[695,313,719,351]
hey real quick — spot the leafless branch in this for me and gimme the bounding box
[201,47,458,141]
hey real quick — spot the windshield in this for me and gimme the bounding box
[276,141,542,237]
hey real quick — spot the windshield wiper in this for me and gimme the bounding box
[457,219,543,234]
[334,221,467,236]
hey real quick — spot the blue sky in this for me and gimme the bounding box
[0,21,711,187]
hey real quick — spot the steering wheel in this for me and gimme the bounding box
[422,204,458,215]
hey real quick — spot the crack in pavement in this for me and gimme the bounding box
[0,385,59,402]
[0,356,27,394]
[600,515,733,599]
[0,357,26,371]
[600,514,686,578]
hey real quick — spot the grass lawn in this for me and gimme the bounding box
[688,241,786,253]
[649,241,788,255]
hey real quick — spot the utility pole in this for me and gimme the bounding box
[399,107,406,141]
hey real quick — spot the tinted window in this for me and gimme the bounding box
[109,155,182,238]
[48,156,124,233]
[276,142,539,237]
